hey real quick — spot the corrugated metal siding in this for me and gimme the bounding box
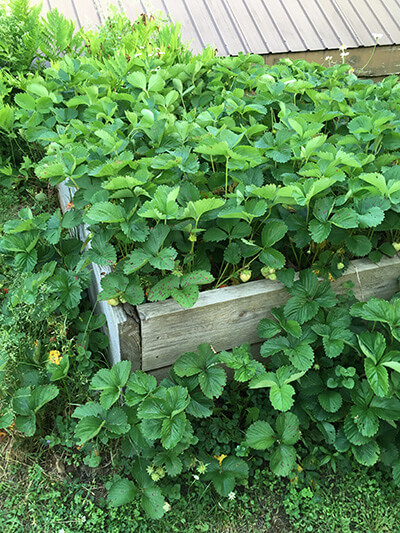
[39,0,400,55]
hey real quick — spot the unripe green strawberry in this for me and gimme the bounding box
[119,296,127,304]
[240,269,252,283]
[35,192,47,203]
[337,262,345,270]
[107,298,119,306]
[261,266,270,278]
[269,273,277,281]
[392,242,400,252]
[188,234,197,242]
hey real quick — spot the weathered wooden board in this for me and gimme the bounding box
[137,255,400,371]
[57,182,141,368]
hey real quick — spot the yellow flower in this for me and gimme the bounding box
[48,350,62,365]
[214,454,227,466]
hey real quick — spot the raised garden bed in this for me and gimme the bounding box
[58,182,400,375]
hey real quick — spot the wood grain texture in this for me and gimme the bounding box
[138,255,400,371]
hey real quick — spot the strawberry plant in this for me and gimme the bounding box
[1,20,397,307]
[67,276,400,519]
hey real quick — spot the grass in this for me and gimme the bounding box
[0,183,58,228]
[1,436,400,533]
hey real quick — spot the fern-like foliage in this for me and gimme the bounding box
[39,8,83,62]
[0,0,42,72]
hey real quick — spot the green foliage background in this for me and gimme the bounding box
[0,0,400,526]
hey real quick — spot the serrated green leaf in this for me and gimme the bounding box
[392,461,400,487]
[161,413,186,449]
[105,407,130,435]
[318,391,342,413]
[350,405,379,437]
[75,416,105,444]
[322,336,345,359]
[15,93,36,110]
[203,227,227,242]
[87,243,117,266]
[149,247,177,270]
[171,285,200,308]
[224,242,242,265]
[123,249,150,274]
[108,478,138,507]
[345,235,372,257]
[270,383,295,412]
[127,71,147,90]
[357,331,386,362]
[270,444,296,476]
[261,219,288,248]
[204,456,248,496]
[85,202,125,223]
[259,248,286,270]
[98,273,129,300]
[73,402,106,419]
[124,281,145,305]
[127,371,157,396]
[182,198,225,220]
[276,412,300,445]
[15,413,36,436]
[142,487,165,519]
[365,360,389,397]
[186,390,214,418]
[285,342,314,371]
[30,384,59,413]
[309,220,331,243]
[110,361,131,388]
[198,366,226,399]
[257,318,281,339]
[343,415,370,446]
[352,440,379,466]
[181,271,214,287]
[331,208,358,229]
[246,420,276,449]
[0,412,14,429]
[140,419,163,441]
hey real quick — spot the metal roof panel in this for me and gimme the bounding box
[39,0,400,55]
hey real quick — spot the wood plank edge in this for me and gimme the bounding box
[57,182,130,365]
[138,255,400,321]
